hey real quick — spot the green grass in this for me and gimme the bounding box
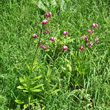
[0,0,110,109]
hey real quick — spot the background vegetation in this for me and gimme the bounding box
[0,0,110,109]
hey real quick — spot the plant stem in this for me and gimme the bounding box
[31,25,43,74]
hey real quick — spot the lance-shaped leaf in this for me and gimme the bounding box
[30,89,42,92]
[17,86,24,90]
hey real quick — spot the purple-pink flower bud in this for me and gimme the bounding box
[79,46,84,50]
[83,38,88,41]
[92,23,98,28]
[62,46,68,50]
[86,42,93,46]
[32,33,38,38]
[80,35,87,39]
[95,38,99,43]
[42,45,49,50]
[49,37,55,41]
[88,29,94,34]
[41,19,48,24]
[44,30,51,34]
[45,12,52,17]
[63,31,68,36]
[38,41,43,45]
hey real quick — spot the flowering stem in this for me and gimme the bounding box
[31,25,43,74]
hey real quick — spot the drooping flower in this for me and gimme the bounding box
[32,33,38,38]
[38,41,43,45]
[80,35,87,39]
[63,31,68,36]
[95,37,99,43]
[42,45,49,50]
[49,37,55,41]
[44,30,51,34]
[41,19,48,24]
[83,38,88,41]
[88,29,94,34]
[62,46,68,50]
[86,42,93,46]
[92,23,98,28]
[45,12,52,17]
[79,46,84,50]
[48,12,52,17]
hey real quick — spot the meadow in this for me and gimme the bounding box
[0,0,110,110]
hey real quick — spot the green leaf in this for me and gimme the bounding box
[15,100,24,104]
[23,104,28,109]
[67,90,81,99]
[17,86,24,90]
[19,77,24,83]
[52,83,58,91]
[65,59,70,63]
[23,90,28,92]
[31,89,42,92]
[52,89,60,94]
[33,84,44,89]
[32,59,37,70]
[32,60,44,70]
[67,64,72,72]
[26,63,31,72]
[32,75,42,80]
[19,76,28,87]
[47,67,51,77]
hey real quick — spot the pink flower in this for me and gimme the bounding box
[86,42,93,46]
[62,46,68,50]
[49,37,55,41]
[88,29,94,34]
[44,30,51,34]
[42,45,49,50]
[95,38,99,43]
[83,38,88,41]
[32,33,38,38]
[79,46,84,50]
[45,12,52,17]
[92,23,98,28]
[80,35,87,39]
[38,41,43,45]
[63,31,68,36]
[41,19,48,24]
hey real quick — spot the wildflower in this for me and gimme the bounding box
[38,41,43,45]
[83,38,88,41]
[80,35,87,39]
[45,12,52,17]
[32,33,38,38]
[44,30,51,34]
[49,37,55,41]
[41,19,48,24]
[92,23,98,28]
[62,46,68,50]
[86,42,93,46]
[95,38,99,43]
[63,31,68,36]
[42,45,49,50]
[79,46,84,50]
[88,29,94,34]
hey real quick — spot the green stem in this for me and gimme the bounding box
[28,94,31,110]
[31,25,43,74]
